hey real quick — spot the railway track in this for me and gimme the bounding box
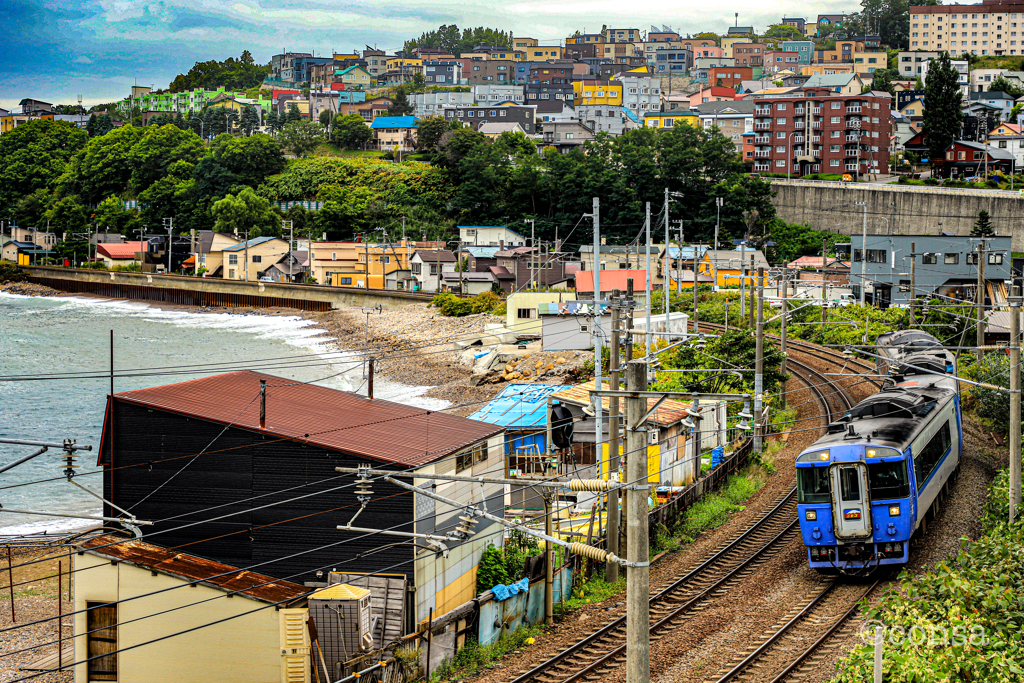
[505,345,853,683]
[706,580,879,683]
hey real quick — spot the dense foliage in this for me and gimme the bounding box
[924,52,964,164]
[167,51,268,92]
[833,474,1024,683]
[430,291,504,316]
[404,25,512,56]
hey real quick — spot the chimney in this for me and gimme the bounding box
[259,379,267,429]
[500,239,505,251]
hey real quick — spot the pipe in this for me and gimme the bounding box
[0,439,91,451]
[0,447,48,476]
[259,379,266,429]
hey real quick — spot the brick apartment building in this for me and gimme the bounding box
[751,86,891,178]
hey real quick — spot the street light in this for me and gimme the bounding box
[787,130,798,179]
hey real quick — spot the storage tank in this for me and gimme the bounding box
[309,583,373,680]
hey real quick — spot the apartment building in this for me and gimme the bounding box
[782,41,815,64]
[465,60,514,84]
[733,43,767,67]
[473,84,526,105]
[909,1,1024,55]
[606,28,640,43]
[696,101,754,151]
[424,60,465,85]
[411,91,474,118]
[614,71,662,114]
[444,104,537,133]
[652,48,694,77]
[751,86,891,178]
[573,80,624,107]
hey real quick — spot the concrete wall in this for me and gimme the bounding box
[769,180,1024,251]
[22,266,433,310]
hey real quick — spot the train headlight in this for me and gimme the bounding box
[889,504,901,517]
[805,510,817,521]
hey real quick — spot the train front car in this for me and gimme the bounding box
[797,384,961,574]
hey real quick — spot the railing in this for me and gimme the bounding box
[754,136,771,145]
[811,107,821,114]
[812,121,821,129]
[754,151,771,158]
[794,108,805,115]
[755,108,771,115]
[753,163,772,171]
[766,177,1024,197]
[810,135,821,143]
[846,106,862,113]
[754,122,771,130]
[845,164,860,171]
[792,135,804,143]
[846,134,860,142]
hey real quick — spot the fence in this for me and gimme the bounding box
[769,177,1024,198]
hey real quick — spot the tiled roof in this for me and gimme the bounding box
[222,237,285,252]
[96,241,144,260]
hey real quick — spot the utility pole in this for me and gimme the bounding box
[821,237,828,325]
[645,202,651,353]
[780,264,788,409]
[739,240,747,324]
[526,218,536,289]
[607,290,621,584]
[244,229,250,282]
[909,241,916,326]
[857,201,867,305]
[692,246,699,335]
[625,359,650,683]
[676,223,683,296]
[714,196,723,252]
[664,189,670,316]
[435,247,441,293]
[162,217,173,274]
[459,239,464,297]
[977,241,986,362]
[282,219,294,282]
[754,267,764,454]
[190,229,197,275]
[1010,286,1021,522]
[748,252,756,330]
[591,198,604,486]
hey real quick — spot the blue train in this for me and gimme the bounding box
[797,330,961,573]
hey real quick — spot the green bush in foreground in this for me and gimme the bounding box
[430,291,503,316]
[0,261,27,283]
[831,473,1024,683]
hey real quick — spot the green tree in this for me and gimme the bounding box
[923,52,963,168]
[415,116,457,151]
[692,32,720,45]
[210,187,280,236]
[92,196,139,234]
[68,125,145,204]
[286,103,302,123]
[167,52,268,92]
[332,114,373,149]
[13,189,54,228]
[315,185,375,238]
[0,120,89,218]
[318,109,333,131]
[868,68,896,98]
[403,24,511,56]
[127,125,205,192]
[240,105,261,136]
[266,109,282,134]
[278,119,325,157]
[45,196,89,233]
[989,75,1024,99]
[1010,103,1023,124]
[971,209,995,236]
[763,24,804,41]
[210,133,286,186]
[387,89,413,116]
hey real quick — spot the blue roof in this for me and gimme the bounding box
[469,384,574,430]
[371,116,417,129]
[622,106,640,124]
[223,236,283,252]
[666,245,710,260]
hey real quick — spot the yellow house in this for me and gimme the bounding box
[196,230,242,276]
[853,51,886,73]
[573,81,623,106]
[525,46,564,60]
[332,52,360,61]
[386,57,423,70]
[801,63,854,76]
[336,65,372,87]
[505,291,578,334]
[698,249,770,286]
[990,122,1021,136]
[720,37,750,57]
[514,37,539,48]
[330,241,419,290]
[309,240,363,285]
[643,112,698,129]
[900,99,924,118]
[73,534,311,683]
[218,236,290,281]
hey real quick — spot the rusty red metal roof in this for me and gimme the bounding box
[79,534,309,604]
[96,241,143,260]
[113,371,502,467]
[575,269,648,293]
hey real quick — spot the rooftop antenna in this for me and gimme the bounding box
[735,13,739,27]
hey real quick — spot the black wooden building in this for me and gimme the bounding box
[97,371,503,592]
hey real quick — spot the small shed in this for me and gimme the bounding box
[538,301,611,351]
[309,584,373,681]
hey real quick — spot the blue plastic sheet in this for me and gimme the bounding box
[491,577,530,601]
[711,446,725,469]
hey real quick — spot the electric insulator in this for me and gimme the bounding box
[568,542,609,561]
[567,479,609,492]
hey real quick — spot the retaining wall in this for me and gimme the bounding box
[21,266,435,311]
[769,180,1024,250]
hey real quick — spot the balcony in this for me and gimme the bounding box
[810,135,821,143]
[754,150,771,158]
[753,136,771,145]
[794,107,805,115]
[754,122,771,130]
[846,106,862,113]
[792,134,804,143]
[811,107,821,114]
[812,121,822,129]
[754,107,771,115]
[845,164,859,171]
[846,134,861,142]
[753,164,772,172]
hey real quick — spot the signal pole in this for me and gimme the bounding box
[976,241,986,362]
[645,202,651,353]
[1010,286,1021,522]
[625,359,650,683]
[780,264,788,409]
[754,267,764,454]
[857,201,867,305]
[909,241,916,326]
[664,188,670,314]
[162,217,173,274]
[590,198,603,484]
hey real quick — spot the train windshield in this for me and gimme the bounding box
[868,460,910,499]
[797,467,831,503]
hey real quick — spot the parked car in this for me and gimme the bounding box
[258,276,275,283]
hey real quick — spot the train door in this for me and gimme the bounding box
[830,463,873,540]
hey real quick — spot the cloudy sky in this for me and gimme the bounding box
[1,0,850,109]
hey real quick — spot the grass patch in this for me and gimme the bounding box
[557,575,625,614]
[429,623,543,682]
[677,469,766,540]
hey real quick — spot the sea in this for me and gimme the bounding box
[0,293,448,537]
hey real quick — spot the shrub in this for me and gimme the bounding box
[430,291,504,317]
[924,175,940,185]
[476,543,511,593]
[0,261,27,283]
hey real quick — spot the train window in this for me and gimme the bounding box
[914,420,952,486]
[797,467,831,503]
[868,461,910,499]
[839,467,861,501]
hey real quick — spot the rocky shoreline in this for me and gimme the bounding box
[0,281,63,297]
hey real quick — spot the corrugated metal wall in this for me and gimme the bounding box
[105,401,416,582]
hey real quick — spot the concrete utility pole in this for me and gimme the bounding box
[190,229,196,275]
[625,359,650,683]
[909,241,917,326]
[780,264,788,410]
[714,196,723,252]
[857,201,867,305]
[754,267,765,454]
[664,189,670,316]
[645,202,652,354]
[676,223,683,296]
[282,220,294,282]
[821,237,828,325]
[692,245,699,335]
[977,241,986,362]
[526,218,536,289]
[607,290,622,584]
[592,198,604,481]
[544,485,554,625]
[162,217,173,274]
[1010,286,1022,522]
[739,240,747,323]
[748,253,756,330]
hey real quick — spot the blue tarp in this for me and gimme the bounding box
[491,577,529,601]
[469,384,573,429]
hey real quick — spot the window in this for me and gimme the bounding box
[340,277,352,285]
[252,255,261,263]
[831,130,841,138]
[87,602,118,681]
[967,252,979,265]
[830,159,840,166]
[914,420,952,486]
[867,249,887,263]
[989,253,1004,265]
[411,263,421,274]
[517,308,537,319]
[228,269,235,278]
[944,253,959,265]
[777,131,786,138]
[776,160,786,167]
[776,102,787,110]
[777,117,787,124]
[228,254,238,265]
[456,441,488,472]
[923,253,938,264]
[831,101,841,109]
[797,466,830,503]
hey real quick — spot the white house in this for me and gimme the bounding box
[458,226,528,248]
[410,249,457,292]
